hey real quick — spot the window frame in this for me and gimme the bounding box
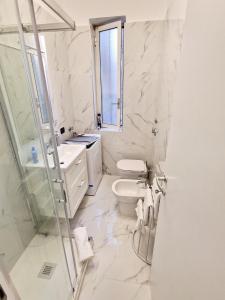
[28,49,51,130]
[94,20,124,130]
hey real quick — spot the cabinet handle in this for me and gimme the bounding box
[75,159,82,165]
[77,180,85,188]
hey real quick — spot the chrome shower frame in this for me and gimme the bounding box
[0,0,76,34]
[4,0,78,293]
[26,0,78,283]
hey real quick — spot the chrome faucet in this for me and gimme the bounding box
[136,177,147,188]
[152,127,159,136]
[136,178,146,184]
[155,174,167,196]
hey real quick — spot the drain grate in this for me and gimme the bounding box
[38,263,56,279]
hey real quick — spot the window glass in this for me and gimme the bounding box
[99,28,118,125]
[31,54,49,124]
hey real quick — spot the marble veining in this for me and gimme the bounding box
[44,31,74,140]
[0,45,37,147]
[70,175,151,300]
[0,2,186,176]
[64,20,184,174]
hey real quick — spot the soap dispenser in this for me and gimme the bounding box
[31,146,38,164]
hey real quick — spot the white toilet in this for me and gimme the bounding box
[112,159,148,217]
[116,159,147,179]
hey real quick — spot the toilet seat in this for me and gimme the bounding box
[117,159,147,173]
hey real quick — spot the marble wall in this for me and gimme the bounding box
[0,2,185,175]
[0,102,35,271]
[64,20,184,174]
[0,21,183,176]
[44,31,75,140]
[0,0,186,176]
[66,28,95,132]
[0,44,38,150]
[0,0,73,141]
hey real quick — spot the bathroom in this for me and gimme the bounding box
[0,0,225,300]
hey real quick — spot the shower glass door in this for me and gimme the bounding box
[0,1,77,300]
[0,39,75,300]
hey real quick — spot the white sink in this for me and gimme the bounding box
[26,144,85,170]
[56,144,85,169]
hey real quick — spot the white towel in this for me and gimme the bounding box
[143,187,153,225]
[135,199,144,229]
[73,227,94,263]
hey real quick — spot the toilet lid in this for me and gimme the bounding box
[117,159,147,173]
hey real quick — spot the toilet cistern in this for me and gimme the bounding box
[117,159,147,179]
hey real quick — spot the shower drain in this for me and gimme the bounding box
[38,262,57,279]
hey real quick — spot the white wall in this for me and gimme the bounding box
[151,0,225,299]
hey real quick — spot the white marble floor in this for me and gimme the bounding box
[71,175,152,300]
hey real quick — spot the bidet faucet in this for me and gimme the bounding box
[136,178,147,188]
[137,178,145,183]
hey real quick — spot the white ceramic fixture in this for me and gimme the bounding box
[64,134,103,195]
[112,179,145,217]
[116,159,147,179]
[26,144,88,218]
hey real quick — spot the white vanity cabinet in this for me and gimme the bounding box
[25,144,88,218]
[60,146,88,219]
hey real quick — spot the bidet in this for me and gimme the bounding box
[112,179,146,217]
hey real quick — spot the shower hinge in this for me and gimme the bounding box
[52,178,64,183]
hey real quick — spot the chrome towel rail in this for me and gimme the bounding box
[132,173,167,265]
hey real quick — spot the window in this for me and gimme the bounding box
[28,36,51,127]
[92,18,125,130]
[31,54,49,124]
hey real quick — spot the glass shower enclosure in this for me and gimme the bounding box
[0,1,77,299]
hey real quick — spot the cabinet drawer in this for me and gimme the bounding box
[67,169,88,218]
[64,151,87,189]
